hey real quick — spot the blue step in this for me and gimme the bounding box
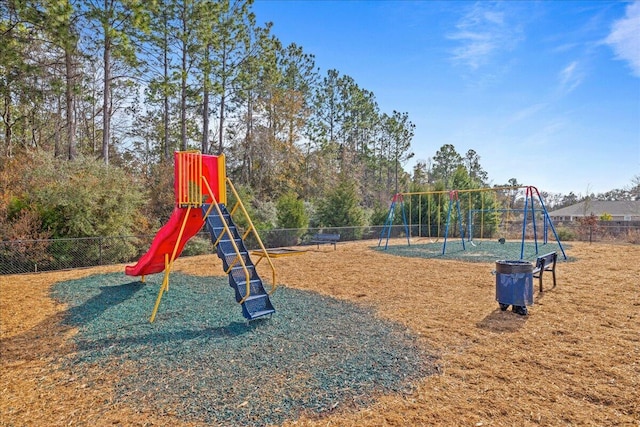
[204,219,241,243]
[217,238,248,257]
[202,204,240,241]
[241,294,275,320]
[219,251,253,272]
[229,266,266,302]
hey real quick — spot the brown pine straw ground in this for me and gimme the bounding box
[1,240,638,426]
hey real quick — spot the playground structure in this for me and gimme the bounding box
[125,151,277,322]
[379,186,567,260]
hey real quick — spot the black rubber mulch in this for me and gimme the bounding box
[52,273,435,426]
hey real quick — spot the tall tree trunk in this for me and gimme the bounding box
[102,15,111,165]
[3,91,11,156]
[217,88,225,154]
[202,44,210,154]
[180,51,187,151]
[217,47,227,155]
[163,9,170,162]
[202,90,209,154]
[394,150,399,194]
[242,91,253,184]
[163,69,170,160]
[65,47,77,160]
[180,6,187,151]
[55,96,62,157]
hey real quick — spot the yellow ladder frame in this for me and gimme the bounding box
[226,177,277,294]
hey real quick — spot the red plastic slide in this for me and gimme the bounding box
[125,206,205,277]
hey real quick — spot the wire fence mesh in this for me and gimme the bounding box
[1,222,638,275]
[0,226,388,275]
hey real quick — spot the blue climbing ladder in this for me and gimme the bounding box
[202,203,275,320]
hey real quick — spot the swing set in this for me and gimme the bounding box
[378,185,567,260]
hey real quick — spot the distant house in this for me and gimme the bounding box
[548,200,640,222]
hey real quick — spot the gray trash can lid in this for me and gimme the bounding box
[495,259,533,274]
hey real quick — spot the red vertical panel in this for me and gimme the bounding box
[201,155,218,203]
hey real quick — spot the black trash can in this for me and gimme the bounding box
[495,260,533,314]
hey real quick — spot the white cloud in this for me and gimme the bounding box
[559,60,584,93]
[523,117,567,148]
[605,1,640,77]
[503,103,548,128]
[448,2,522,70]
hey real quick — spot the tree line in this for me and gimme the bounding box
[2,1,413,194]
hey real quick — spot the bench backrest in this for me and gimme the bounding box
[536,252,557,270]
[314,233,340,240]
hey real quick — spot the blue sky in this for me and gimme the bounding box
[252,0,640,196]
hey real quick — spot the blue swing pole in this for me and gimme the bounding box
[378,193,409,250]
[442,191,462,255]
[531,186,568,260]
[455,194,465,250]
[400,194,411,246]
[530,186,539,255]
[520,188,530,260]
[379,200,395,249]
[442,193,454,255]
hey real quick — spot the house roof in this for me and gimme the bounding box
[548,200,640,217]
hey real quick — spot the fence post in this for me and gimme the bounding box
[99,237,103,265]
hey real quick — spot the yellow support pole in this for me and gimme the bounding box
[437,193,442,240]
[426,194,431,241]
[149,206,193,323]
[150,254,170,323]
[468,192,472,241]
[480,192,485,239]
[418,194,422,239]
[217,154,227,205]
[408,195,412,240]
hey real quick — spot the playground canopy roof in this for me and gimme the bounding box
[548,200,640,221]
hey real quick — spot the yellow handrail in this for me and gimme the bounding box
[225,178,277,294]
[201,176,253,304]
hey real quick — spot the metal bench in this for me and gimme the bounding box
[533,251,558,292]
[309,233,340,250]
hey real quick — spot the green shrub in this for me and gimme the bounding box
[182,236,213,257]
[370,202,391,226]
[271,192,308,246]
[314,179,365,228]
[556,227,576,241]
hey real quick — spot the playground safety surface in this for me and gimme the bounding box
[377,239,569,264]
[1,240,638,426]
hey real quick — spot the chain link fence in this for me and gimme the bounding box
[0,226,392,275]
[550,220,640,244]
[2,222,638,275]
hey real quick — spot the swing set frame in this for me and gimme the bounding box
[378,185,567,260]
